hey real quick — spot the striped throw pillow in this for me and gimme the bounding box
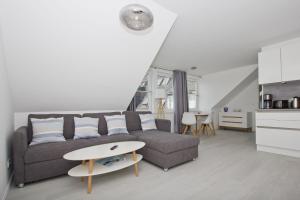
[74,117,100,139]
[105,115,129,136]
[139,114,157,132]
[30,118,65,146]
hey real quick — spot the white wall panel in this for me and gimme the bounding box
[0,26,14,200]
[199,65,257,112]
[0,0,177,112]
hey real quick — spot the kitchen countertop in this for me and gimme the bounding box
[257,109,300,112]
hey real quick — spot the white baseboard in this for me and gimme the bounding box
[257,145,300,158]
[1,174,13,200]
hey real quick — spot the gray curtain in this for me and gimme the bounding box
[127,97,136,111]
[173,70,189,133]
[127,92,147,111]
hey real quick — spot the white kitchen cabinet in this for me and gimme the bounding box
[258,48,282,84]
[281,40,300,82]
[256,127,300,151]
[219,112,252,131]
[256,111,300,158]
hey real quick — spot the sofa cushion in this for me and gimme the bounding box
[24,134,137,164]
[83,112,121,135]
[122,111,151,132]
[132,130,199,154]
[105,115,129,135]
[28,114,81,142]
[30,117,66,146]
[84,134,137,146]
[139,114,157,131]
[74,117,100,139]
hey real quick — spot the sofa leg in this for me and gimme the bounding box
[193,157,197,161]
[163,168,169,172]
[17,183,24,188]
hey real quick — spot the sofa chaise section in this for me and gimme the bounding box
[123,111,199,170]
[133,130,199,170]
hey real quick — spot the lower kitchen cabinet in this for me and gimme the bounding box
[256,111,300,157]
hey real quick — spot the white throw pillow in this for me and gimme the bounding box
[105,115,129,135]
[30,117,65,146]
[74,117,100,139]
[139,114,157,132]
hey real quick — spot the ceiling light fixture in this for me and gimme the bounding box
[120,4,154,31]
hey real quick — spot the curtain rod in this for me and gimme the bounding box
[151,66,202,78]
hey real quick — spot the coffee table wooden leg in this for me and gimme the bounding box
[132,151,138,177]
[87,160,94,194]
[81,160,86,182]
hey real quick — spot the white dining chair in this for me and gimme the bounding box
[181,112,197,136]
[200,114,215,136]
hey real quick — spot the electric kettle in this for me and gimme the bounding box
[292,96,300,109]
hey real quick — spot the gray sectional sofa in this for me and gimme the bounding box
[13,111,199,187]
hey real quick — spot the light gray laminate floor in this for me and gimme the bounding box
[7,130,300,200]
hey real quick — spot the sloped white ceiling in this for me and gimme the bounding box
[0,0,177,112]
[153,0,300,75]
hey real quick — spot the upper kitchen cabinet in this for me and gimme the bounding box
[281,40,300,82]
[258,48,282,84]
[258,37,300,85]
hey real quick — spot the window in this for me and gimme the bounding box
[135,74,151,111]
[132,69,199,113]
[157,74,173,111]
[187,79,199,110]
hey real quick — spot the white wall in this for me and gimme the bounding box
[0,26,14,200]
[0,0,177,112]
[217,78,259,130]
[199,65,258,130]
[199,65,257,112]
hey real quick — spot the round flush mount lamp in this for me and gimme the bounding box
[120,4,153,31]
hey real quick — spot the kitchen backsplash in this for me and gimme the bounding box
[264,80,300,100]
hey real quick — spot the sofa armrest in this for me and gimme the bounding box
[13,126,28,185]
[155,119,171,132]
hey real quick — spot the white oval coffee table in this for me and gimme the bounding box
[63,141,145,194]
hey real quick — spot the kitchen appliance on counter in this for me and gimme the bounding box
[273,100,289,109]
[263,94,273,109]
[291,96,300,109]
